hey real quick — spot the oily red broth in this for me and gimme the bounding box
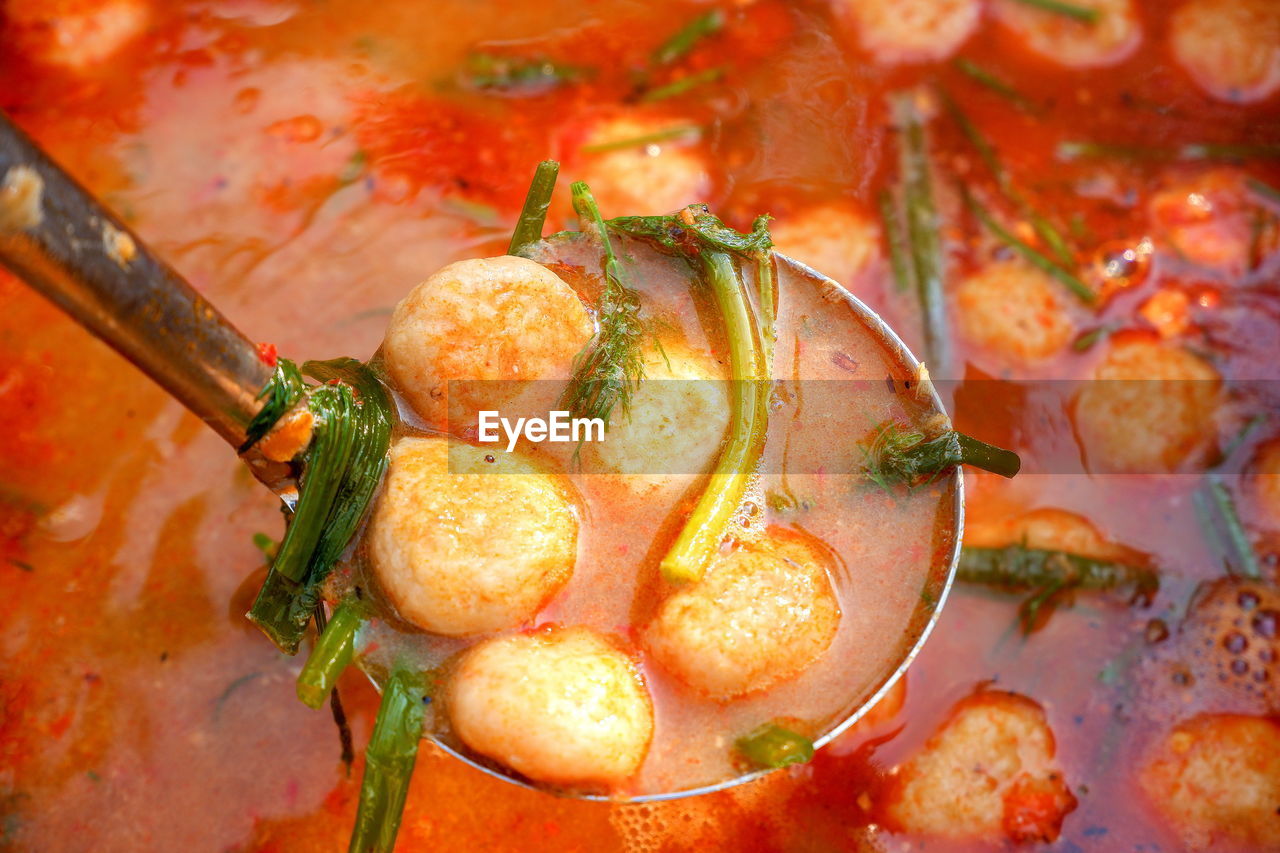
[2,0,1279,850]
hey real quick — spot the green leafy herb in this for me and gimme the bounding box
[893,92,952,373]
[952,58,1040,113]
[464,53,584,94]
[1246,177,1280,206]
[860,420,1021,489]
[349,669,426,853]
[297,598,362,710]
[582,125,701,154]
[559,182,648,430]
[963,188,1097,304]
[1195,476,1261,580]
[1071,325,1113,352]
[877,189,912,293]
[652,9,725,66]
[957,544,1158,632]
[641,66,725,103]
[610,207,772,584]
[239,359,306,454]
[1221,414,1266,461]
[252,532,278,559]
[248,359,393,654]
[1058,141,1280,162]
[1006,0,1100,23]
[609,206,773,255]
[509,160,560,256]
[941,91,1075,268]
[736,723,814,769]
[1189,413,1264,580]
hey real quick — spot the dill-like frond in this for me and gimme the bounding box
[560,181,648,428]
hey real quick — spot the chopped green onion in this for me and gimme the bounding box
[1193,487,1230,569]
[952,58,1040,113]
[940,90,1075,267]
[1058,141,1280,162]
[297,598,362,710]
[349,669,426,853]
[877,189,912,294]
[1246,177,1280,206]
[252,532,278,559]
[1069,212,1091,240]
[652,9,725,66]
[582,125,701,154]
[1071,325,1113,352]
[736,723,814,769]
[641,66,725,103]
[958,544,1158,632]
[258,385,356,586]
[1221,414,1266,461]
[963,189,1097,305]
[1007,0,1100,23]
[1207,477,1261,580]
[609,208,773,255]
[464,53,584,93]
[508,160,559,256]
[894,92,952,374]
[441,197,502,226]
[940,90,1005,181]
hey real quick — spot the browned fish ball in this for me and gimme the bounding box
[367,436,578,636]
[448,626,654,788]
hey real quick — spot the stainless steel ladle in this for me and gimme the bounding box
[0,108,962,802]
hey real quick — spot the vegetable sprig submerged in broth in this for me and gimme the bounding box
[510,162,651,431]
[560,181,649,429]
[610,205,773,585]
[860,420,1021,489]
[958,544,1158,632]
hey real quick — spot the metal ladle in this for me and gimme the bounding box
[0,109,961,802]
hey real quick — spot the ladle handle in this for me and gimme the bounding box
[0,110,270,449]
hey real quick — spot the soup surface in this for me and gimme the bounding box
[1,0,1279,850]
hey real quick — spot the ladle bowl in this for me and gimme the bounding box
[0,109,962,801]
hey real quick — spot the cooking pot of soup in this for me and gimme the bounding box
[1,0,1278,850]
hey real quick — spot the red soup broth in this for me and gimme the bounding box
[2,0,1279,849]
